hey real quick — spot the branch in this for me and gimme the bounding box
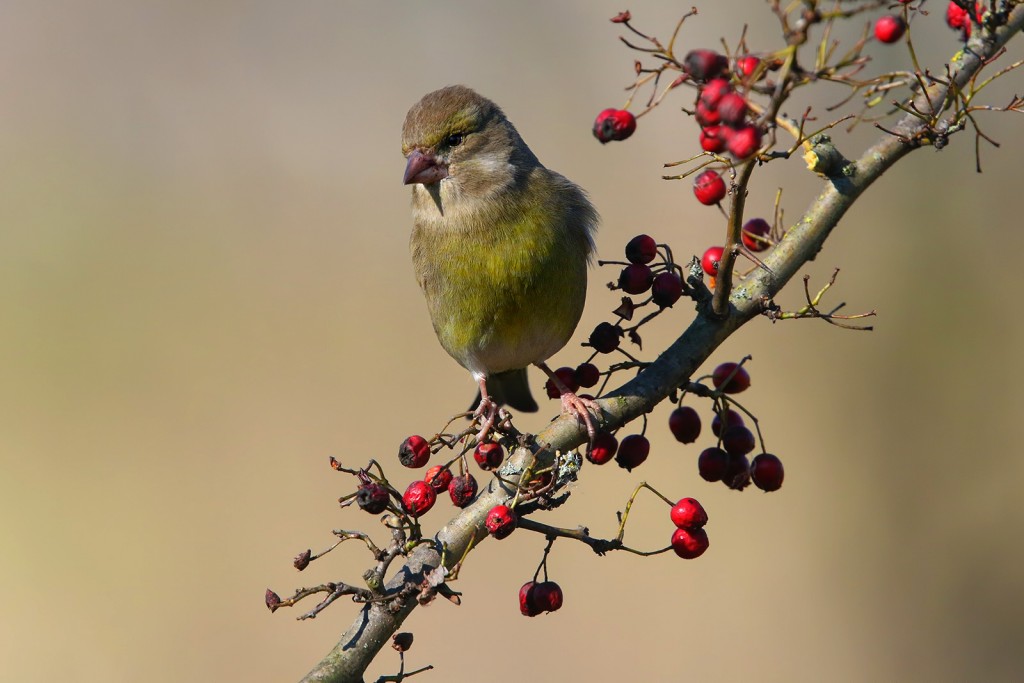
[299,8,1024,681]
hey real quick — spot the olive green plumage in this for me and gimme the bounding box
[402,85,597,412]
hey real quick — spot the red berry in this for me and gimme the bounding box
[874,15,906,43]
[424,465,453,493]
[402,480,436,517]
[694,100,721,127]
[711,409,745,437]
[356,482,390,514]
[946,1,970,30]
[544,366,579,399]
[398,435,430,468]
[670,497,709,529]
[589,322,622,354]
[723,453,751,490]
[625,234,658,264]
[683,49,728,82]
[587,431,618,465]
[448,473,478,507]
[699,78,732,109]
[618,263,654,294]
[519,581,542,617]
[533,581,563,613]
[722,425,756,457]
[699,126,726,153]
[651,272,683,308]
[741,217,772,252]
[485,504,518,539]
[615,434,650,471]
[671,526,710,559]
[712,361,751,393]
[717,92,749,126]
[693,170,726,205]
[736,55,761,78]
[474,441,504,470]
[751,453,785,492]
[668,406,701,444]
[697,447,729,482]
[593,108,636,143]
[727,125,762,159]
[701,246,724,276]
[574,362,601,389]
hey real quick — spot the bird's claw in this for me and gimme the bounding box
[560,392,601,443]
[473,396,500,443]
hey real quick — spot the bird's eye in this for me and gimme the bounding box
[446,133,464,147]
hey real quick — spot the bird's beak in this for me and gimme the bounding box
[403,150,448,185]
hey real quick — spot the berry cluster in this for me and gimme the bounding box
[669,497,709,559]
[686,49,764,161]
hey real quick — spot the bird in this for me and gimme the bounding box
[401,85,599,441]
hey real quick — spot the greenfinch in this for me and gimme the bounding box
[401,85,599,438]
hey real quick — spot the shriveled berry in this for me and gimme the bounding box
[485,504,518,539]
[651,272,683,308]
[711,409,744,437]
[533,581,564,612]
[693,170,726,205]
[701,246,724,276]
[699,78,732,109]
[519,581,542,617]
[589,322,622,354]
[544,366,579,399]
[874,14,906,43]
[741,217,772,252]
[618,263,654,294]
[625,234,658,264]
[699,126,726,153]
[694,100,721,127]
[402,480,436,517]
[587,431,618,465]
[717,92,749,126]
[712,361,751,393]
[722,425,756,456]
[474,441,504,470]
[727,125,762,159]
[736,55,761,78]
[697,447,729,482]
[671,526,710,559]
[356,482,390,514]
[723,453,751,490]
[668,406,701,443]
[575,362,601,389]
[751,453,785,492]
[448,473,478,507]
[615,434,650,471]
[398,435,430,468]
[593,108,637,143]
[683,49,728,82]
[424,465,453,493]
[670,497,709,529]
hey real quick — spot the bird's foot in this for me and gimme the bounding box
[560,391,601,443]
[472,395,509,443]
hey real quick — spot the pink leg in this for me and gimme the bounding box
[473,376,499,443]
[537,362,601,441]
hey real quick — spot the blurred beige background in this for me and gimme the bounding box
[2,2,1022,681]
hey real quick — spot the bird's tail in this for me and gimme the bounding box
[468,368,539,413]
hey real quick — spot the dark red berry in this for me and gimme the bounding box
[668,406,701,444]
[593,108,637,143]
[683,49,728,82]
[751,453,785,492]
[398,435,430,468]
[727,125,762,159]
[618,263,654,294]
[293,549,311,571]
[587,431,618,465]
[693,170,726,205]
[741,218,772,252]
[575,362,601,389]
[699,78,732,109]
[519,581,542,616]
[651,272,683,308]
[671,526,710,559]
[625,234,658,264]
[717,92,749,126]
[736,55,761,78]
[711,409,745,437]
[712,361,751,393]
[697,447,729,482]
[533,581,564,612]
[701,246,724,276]
[699,126,726,153]
[670,497,709,529]
[589,322,622,354]
[722,425,756,457]
[424,465,453,493]
[485,504,518,539]
[874,15,906,43]
[544,366,579,399]
[356,482,390,514]
[615,434,650,471]
[474,441,504,470]
[402,480,436,517]
[723,453,751,490]
[694,100,721,127]
[448,473,478,507]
